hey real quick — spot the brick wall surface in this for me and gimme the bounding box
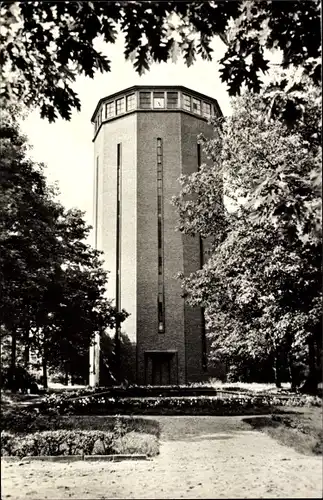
[94,104,220,385]
[136,111,185,384]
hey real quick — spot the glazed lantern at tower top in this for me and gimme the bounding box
[91,85,222,139]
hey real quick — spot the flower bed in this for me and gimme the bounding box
[274,394,322,407]
[44,384,219,402]
[38,394,267,416]
[36,390,322,416]
[40,384,322,409]
[1,429,158,458]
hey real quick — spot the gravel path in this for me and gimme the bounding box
[2,416,322,499]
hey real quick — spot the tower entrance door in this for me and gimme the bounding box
[144,350,178,386]
[152,356,170,385]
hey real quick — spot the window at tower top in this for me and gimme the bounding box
[167,91,178,108]
[116,97,125,115]
[105,101,115,119]
[202,102,211,119]
[139,91,151,109]
[192,98,201,114]
[183,94,191,111]
[126,93,136,111]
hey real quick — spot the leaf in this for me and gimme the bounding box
[1,0,320,120]
[168,38,179,64]
[133,44,150,75]
[197,35,213,61]
[183,39,196,68]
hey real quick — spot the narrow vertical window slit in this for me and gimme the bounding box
[116,144,122,311]
[157,138,164,333]
[94,156,99,250]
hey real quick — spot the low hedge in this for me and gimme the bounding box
[1,429,159,458]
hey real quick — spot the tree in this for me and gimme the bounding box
[0,105,63,388]
[0,106,128,389]
[173,74,321,391]
[28,211,128,388]
[0,1,320,121]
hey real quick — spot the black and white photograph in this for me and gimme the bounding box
[0,1,322,498]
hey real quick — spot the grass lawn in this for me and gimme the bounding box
[1,391,43,404]
[244,405,322,456]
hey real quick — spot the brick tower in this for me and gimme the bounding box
[90,86,222,386]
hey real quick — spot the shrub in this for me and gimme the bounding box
[1,430,114,458]
[312,432,323,455]
[0,366,39,393]
[0,429,159,458]
[1,431,15,456]
[114,431,159,457]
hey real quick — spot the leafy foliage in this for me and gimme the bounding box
[0,366,39,392]
[173,73,322,390]
[0,1,320,120]
[218,1,321,94]
[1,429,115,457]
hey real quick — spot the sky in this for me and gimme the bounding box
[20,34,232,242]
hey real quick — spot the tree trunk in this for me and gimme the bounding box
[273,354,282,388]
[64,362,70,385]
[300,339,318,394]
[23,345,29,369]
[287,353,297,392]
[10,330,17,392]
[315,336,322,384]
[23,326,30,369]
[42,355,48,389]
[115,320,120,385]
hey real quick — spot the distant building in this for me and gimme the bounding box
[90,86,222,385]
